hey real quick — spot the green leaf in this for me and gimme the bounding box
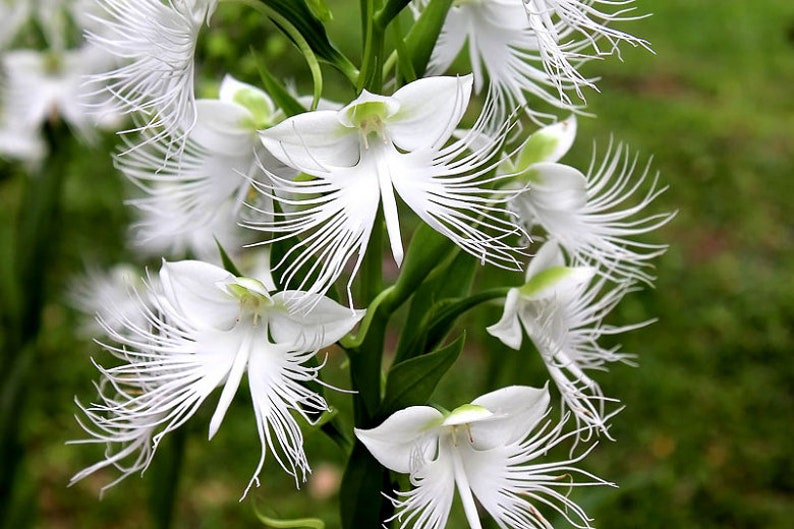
[380,333,465,416]
[258,0,358,82]
[304,0,332,23]
[390,221,459,307]
[394,250,476,363]
[402,0,453,77]
[215,239,243,277]
[254,505,325,529]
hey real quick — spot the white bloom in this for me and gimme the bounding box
[506,128,672,284]
[423,0,585,123]
[356,385,609,529]
[127,188,249,261]
[0,45,122,162]
[120,75,291,260]
[67,263,149,336]
[487,240,641,437]
[257,75,522,299]
[522,0,652,99]
[72,260,364,497]
[84,0,217,144]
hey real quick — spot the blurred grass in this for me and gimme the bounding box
[2,0,793,528]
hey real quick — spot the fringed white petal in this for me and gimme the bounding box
[514,142,674,285]
[523,0,652,100]
[85,0,215,147]
[388,448,456,529]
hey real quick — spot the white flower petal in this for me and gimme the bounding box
[269,292,364,350]
[192,100,258,155]
[390,449,456,529]
[244,342,326,495]
[259,110,360,170]
[219,74,275,127]
[516,115,578,168]
[160,260,238,330]
[469,385,550,448]
[486,288,524,350]
[355,406,443,474]
[388,75,472,152]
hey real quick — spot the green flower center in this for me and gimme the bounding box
[226,277,272,325]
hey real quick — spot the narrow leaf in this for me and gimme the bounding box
[402,0,453,77]
[380,333,464,416]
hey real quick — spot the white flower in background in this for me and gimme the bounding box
[487,240,642,438]
[422,0,585,124]
[0,44,122,164]
[120,75,292,260]
[356,385,609,529]
[72,260,364,496]
[67,263,149,336]
[257,75,522,300]
[85,0,217,145]
[128,188,248,261]
[522,0,651,99]
[504,121,672,284]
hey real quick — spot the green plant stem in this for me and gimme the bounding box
[147,426,187,529]
[357,0,386,92]
[0,120,70,529]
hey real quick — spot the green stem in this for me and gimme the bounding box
[147,427,187,529]
[0,120,70,529]
[357,0,386,92]
[374,0,412,29]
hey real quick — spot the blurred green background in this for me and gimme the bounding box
[1,0,793,527]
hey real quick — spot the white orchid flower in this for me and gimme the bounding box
[257,75,522,300]
[506,130,673,284]
[72,260,364,497]
[0,44,122,163]
[120,74,293,259]
[84,0,217,145]
[522,0,652,99]
[127,189,249,261]
[67,263,150,337]
[421,0,586,123]
[487,240,641,437]
[356,385,609,529]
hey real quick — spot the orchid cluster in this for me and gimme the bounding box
[28,0,673,527]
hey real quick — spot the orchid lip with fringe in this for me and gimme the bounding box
[117,74,294,260]
[421,0,588,126]
[70,260,363,498]
[507,139,674,286]
[84,0,218,151]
